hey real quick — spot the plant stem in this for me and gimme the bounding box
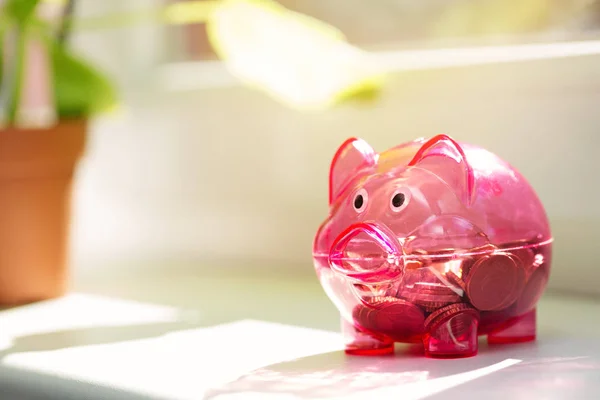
[7,23,27,125]
[57,0,76,45]
[0,26,14,125]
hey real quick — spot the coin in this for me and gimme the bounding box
[413,281,457,295]
[496,257,526,310]
[465,253,525,311]
[402,288,458,301]
[461,244,497,276]
[399,280,462,312]
[408,293,462,305]
[514,267,548,314]
[354,296,425,339]
[510,246,535,272]
[424,303,479,331]
[446,270,467,293]
[427,314,479,351]
[395,267,464,313]
[420,301,458,313]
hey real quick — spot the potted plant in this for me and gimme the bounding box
[0,0,117,306]
[0,0,381,306]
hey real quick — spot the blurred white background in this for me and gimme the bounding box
[65,0,600,296]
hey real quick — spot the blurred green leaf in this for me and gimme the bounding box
[3,0,41,24]
[206,0,384,110]
[1,7,118,122]
[50,41,118,118]
[0,31,118,120]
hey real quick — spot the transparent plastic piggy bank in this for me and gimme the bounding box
[313,135,552,358]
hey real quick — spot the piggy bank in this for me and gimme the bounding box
[313,134,552,358]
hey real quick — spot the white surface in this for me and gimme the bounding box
[3,318,343,400]
[1,316,528,400]
[2,269,600,400]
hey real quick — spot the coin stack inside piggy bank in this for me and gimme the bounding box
[351,241,549,353]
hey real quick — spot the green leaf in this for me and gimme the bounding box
[206,0,384,110]
[50,41,118,118]
[3,0,41,24]
[0,17,118,121]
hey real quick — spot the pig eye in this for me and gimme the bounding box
[390,189,410,212]
[353,189,368,213]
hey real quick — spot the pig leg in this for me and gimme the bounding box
[487,308,536,344]
[341,317,394,355]
[423,312,479,358]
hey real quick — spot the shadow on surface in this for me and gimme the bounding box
[203,337,600,400]
[0,320,196,400]
[0,364,151,400]
[0,320,194,359]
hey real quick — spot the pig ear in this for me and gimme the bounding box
[329,138,377,205]
[408,134,475,206]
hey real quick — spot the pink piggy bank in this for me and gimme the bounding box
[313,135,552,358]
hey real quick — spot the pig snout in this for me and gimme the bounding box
[328,221,404,283]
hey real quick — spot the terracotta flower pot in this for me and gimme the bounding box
[0,119,86,306]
